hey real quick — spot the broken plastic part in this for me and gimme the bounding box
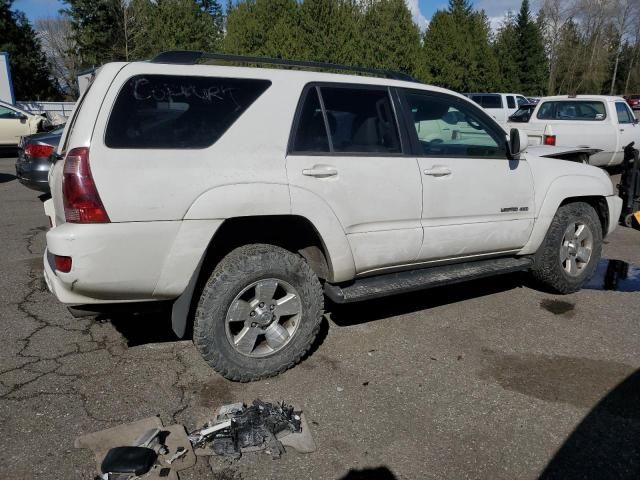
[189,400,303,459]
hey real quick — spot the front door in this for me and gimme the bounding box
[615,101,639,164]
[400,89,534,262]
[0,105,29,145]
[287,85,423,275]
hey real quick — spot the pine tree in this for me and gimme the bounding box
[494,13,521,92]
[63,0,127,66]
[514,0,547,96]
[0,0,60,100]
[360,0,420,74]
[418,0,499,91]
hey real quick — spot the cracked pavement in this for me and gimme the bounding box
[1,156,640,479]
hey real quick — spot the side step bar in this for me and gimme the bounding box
[324,257,533,304]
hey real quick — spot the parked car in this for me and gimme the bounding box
[0,99,49,148]
[506,95,639,167]
[43,52,622,381]
[15,126,64,192]
[625,95,640,110]
[464,93,530,125]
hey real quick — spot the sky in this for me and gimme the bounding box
[13,0,538,30]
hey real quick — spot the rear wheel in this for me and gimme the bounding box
[193,244,323,382]
[531,202,602,293]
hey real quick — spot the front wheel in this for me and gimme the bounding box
[531,202,602,293]
[193,244,323,382]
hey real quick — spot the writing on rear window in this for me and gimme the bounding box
[105,75,271,149]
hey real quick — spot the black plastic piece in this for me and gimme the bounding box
[100,446,157,475]
[325,257,533,303]
[619,143,640,222]
[151,50,417,82]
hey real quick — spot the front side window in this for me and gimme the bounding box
[616,102,635,124]
[105,75,271,149]
[517,96,529,106]
[537,101,606,121]
[404,91,505,158]
[507,96,516,109]
[318,86,401,154]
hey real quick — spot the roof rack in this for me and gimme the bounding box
[151,50,418,83]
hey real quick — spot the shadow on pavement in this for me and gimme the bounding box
[0,172,16,183]
[338,466,397,479]
[98,272,524,349]
[102,307,180,347]
[540,368,640,479]
[327,272,526,327]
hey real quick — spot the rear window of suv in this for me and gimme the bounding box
[536,100,606,121]
[105,75,271,149]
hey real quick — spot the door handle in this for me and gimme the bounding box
[423,166,452,177]
[302,165,338,178]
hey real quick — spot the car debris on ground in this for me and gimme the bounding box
[75,399,315,479]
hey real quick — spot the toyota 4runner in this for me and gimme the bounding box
[43,52,623,381]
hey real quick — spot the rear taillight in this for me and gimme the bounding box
[25,143,55,158]
[54,255,72,273]
[62,147,110,223]
[543,135,556,146]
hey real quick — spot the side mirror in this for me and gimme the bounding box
[634,118,639,125]
[509,128,529,156]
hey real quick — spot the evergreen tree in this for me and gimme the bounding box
[514,0,547,95]
[418,0,499,91]
[0,0,60,100]
[494,13,521,92]
[130,0,223,59]
[360,0,420,74]
[63,0,127,66]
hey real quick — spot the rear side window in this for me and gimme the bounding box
[290,85,401,154]
[481,95,502,109]
[537,101,606,121]
[507,96,516,109]
[321,86,400,153]
[105,75,271,149]
[291,88,329,152]
[616,102,635,124]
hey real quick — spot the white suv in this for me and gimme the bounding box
[43,52,622,381]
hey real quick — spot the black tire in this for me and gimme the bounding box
[623,213,635,228]
[531,202,602,294]
[193,244,323,382]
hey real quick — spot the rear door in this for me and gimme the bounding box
[399,89,534,262]
[286,84,423,274]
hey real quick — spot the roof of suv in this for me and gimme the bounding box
[122,58,462,99]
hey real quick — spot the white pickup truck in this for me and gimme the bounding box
[465,93,530,126]
[506,95,640,167]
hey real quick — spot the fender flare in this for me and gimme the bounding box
[519,174,611,255]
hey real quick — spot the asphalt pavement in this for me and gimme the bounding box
[0,156,639,480]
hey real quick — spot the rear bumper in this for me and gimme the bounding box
[43,219,222,305]
[15,156,50,192]
[606,194,623,235]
